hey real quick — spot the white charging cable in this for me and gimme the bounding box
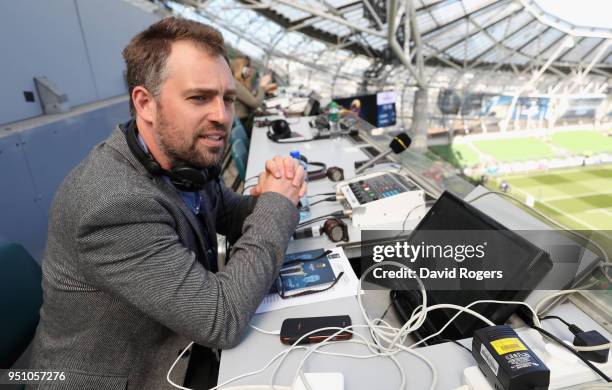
[250,324,281,335]
[168,262,606,389]
[533,289,612,352]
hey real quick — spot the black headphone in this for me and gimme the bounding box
[296,154,344,182]
[323,218,349,242]
[325,166,345,182]
[124,120,221,192]
[266,119,292,142]
[293,218,349,243]
[265,118,357,145]
[300,155,326,181]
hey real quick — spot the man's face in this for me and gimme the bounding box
[153,40,236,169]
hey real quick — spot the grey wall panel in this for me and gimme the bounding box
[0,134,47,262]
[0,0,98,125]
[76,0,160,100]
[19,101,130,221]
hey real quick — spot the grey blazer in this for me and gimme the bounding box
[28,125,299,389]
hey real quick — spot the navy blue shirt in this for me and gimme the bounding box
[137,134,217,272]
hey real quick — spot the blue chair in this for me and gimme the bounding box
[222,119,249,176]
[231,138,248,191]
[0,243,43,368]
[230,118,250,151]
[231,117,242,131]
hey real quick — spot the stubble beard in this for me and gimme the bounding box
[155,105,226,170]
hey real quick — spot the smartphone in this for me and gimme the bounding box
[280,315,352,345]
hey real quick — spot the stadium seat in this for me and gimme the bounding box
[222,118,249,176]
[230,118,250,151]
[231,138,248,191]
[0,243,43,369]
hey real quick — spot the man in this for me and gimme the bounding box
[29,17,305,389]
[230,55,276,136]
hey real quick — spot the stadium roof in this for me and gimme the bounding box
[160,0,612,76]
[152,0,612,106]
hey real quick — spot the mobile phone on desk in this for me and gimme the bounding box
[280,315,352,345]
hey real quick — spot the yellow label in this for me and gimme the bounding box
[490,338,527,355]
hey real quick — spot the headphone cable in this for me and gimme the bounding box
[296,210,347,229]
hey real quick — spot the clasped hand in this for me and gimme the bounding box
[250,156,307,206]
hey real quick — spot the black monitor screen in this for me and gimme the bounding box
[334,91,396,127]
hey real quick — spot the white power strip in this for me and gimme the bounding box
[292,372,344,390]
[462,329,612,389]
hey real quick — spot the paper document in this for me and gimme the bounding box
[256,247,359,314]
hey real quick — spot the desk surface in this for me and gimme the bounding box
[218,115,611,389]
[244,116,381,254]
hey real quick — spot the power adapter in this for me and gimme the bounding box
[472,325,550,390]
[569,324,610,364]
[461,328,612,390]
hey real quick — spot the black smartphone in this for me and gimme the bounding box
[280,315,352,345]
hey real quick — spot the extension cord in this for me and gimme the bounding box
[292,372,344,390]
[461,329,612,390]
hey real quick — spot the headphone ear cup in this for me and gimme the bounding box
[326,167,344,182]
[169,164,207,192]
[323,218,349,242]
[271,120,291,139]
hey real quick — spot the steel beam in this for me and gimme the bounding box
[271,0,385,38]
[388,0,425,87]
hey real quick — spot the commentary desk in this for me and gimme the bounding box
[217,115,611,389]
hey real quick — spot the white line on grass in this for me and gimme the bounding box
[542,190,612,202]
[586,208,612,218]
[510,186,600,231]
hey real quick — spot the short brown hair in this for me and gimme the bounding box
[122,17,226,115]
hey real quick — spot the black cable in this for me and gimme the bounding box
[309,196,337,207]
[296,215,336,229]
[308,192,336,198]
[529,325,611,383]
[438,338,472,354]
[242,184,256,194]
[380,301,393,321]
[281,250,332,268]
[541,315,573,328]
[296,211,345,229]
[216,180,230,264]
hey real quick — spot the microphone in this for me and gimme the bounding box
[354,133,411,174]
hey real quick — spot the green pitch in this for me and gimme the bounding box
[490,165,612,231]
[473,138,556,162]
[429,144,480,168]
[551,130,612,155]
[432,131,612,167]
